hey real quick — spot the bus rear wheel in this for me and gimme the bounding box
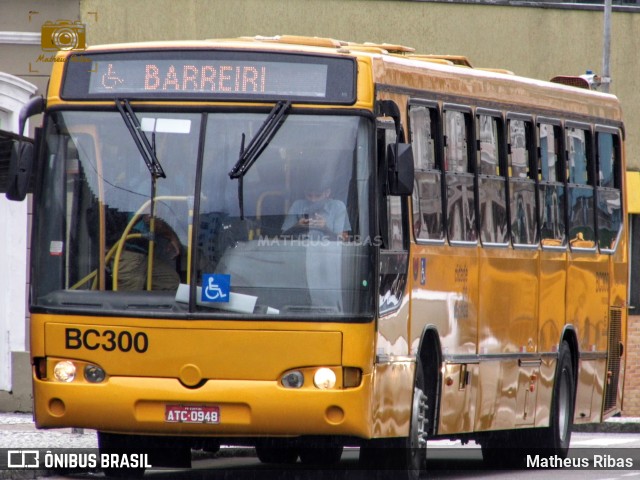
[534,340,575,457]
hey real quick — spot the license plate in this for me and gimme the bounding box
[165,405,220,424]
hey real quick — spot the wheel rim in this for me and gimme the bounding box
[409,386,429,469]
[557,368,571,444]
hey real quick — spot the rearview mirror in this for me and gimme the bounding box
[387,143,414,196]
[6,141,34,201]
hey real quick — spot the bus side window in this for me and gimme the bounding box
[378,123,405,251]
[377,119,409,315]
[566,124,595,249]
[444,107,476,243]
[596,129,622,251]
[476,112,507,245]
[537,122,566,247]
[508,117,538,246]
[409,103,444,242]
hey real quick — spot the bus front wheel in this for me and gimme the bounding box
[255,440,299,464]
[360,363,428,480]
[97,432,146,479]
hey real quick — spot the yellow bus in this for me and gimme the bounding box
[3,35,626,477]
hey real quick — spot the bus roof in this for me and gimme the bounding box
[58,35,623,122]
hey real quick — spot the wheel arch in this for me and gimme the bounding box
[558,325,580,381]
[416,325,443,435]
[559,325,579,391]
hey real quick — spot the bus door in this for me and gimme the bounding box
[370,111,414,437]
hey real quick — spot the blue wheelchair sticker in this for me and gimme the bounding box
[201,274,230,303]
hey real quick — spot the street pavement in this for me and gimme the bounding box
[0,412,639,478]
[0,413,97,449]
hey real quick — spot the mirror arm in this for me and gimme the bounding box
[376,99,404,142]
[18,96,45,137]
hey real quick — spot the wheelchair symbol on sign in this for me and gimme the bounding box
[205,277,227,300]
[202,274,230,303]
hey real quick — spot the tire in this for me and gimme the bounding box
[360,362,428,480]
[97,432,146,479]
[534,340,575,457]
[299,445,343,465]
[255,441,299,464]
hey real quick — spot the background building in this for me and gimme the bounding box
[1,0,639,414]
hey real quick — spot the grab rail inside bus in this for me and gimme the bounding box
[70,233,144,290]
[112,195,190,291]
[254,190,288,238]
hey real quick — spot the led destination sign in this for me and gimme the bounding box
[62,51,356,103]
[91,60,326,96]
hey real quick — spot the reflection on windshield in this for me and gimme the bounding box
[32,111,375,319]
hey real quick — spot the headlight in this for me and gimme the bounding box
[84,364,106,383]
[313,368,337,389]
[53,361,76,382]
[281,370,304,388]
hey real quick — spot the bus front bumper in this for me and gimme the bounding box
[33,374,373,439]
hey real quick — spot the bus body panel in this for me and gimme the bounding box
[370,361,413,438]
[409,244,479,355]
[478,247,538,355]
[44,322,343,380]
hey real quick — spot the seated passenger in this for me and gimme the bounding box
[281,179,351,240]
[116,215,182,291]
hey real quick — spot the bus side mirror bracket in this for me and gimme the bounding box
[387,143,414,196]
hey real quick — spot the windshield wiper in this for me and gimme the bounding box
[116,98,166,179]
[229,100,291,220]
[229,100,291,180]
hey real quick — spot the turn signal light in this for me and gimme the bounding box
[343,367,362,388]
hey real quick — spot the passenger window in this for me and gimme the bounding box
[477,114,500,175]
[409,105,437,170]
[509,119,530,179]
[596,130,622,251]
[567,127,590,185]
[538,123,561,183]
[444,110,469,174]
[597,132,616,189]
[410,104,443,242]
[477,113,507,245]
[537,122,566,247]
[566,125,595,249]
[444,107,476,243]
[508,118,538,246]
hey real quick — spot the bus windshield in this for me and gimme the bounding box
[32,110,375,320]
